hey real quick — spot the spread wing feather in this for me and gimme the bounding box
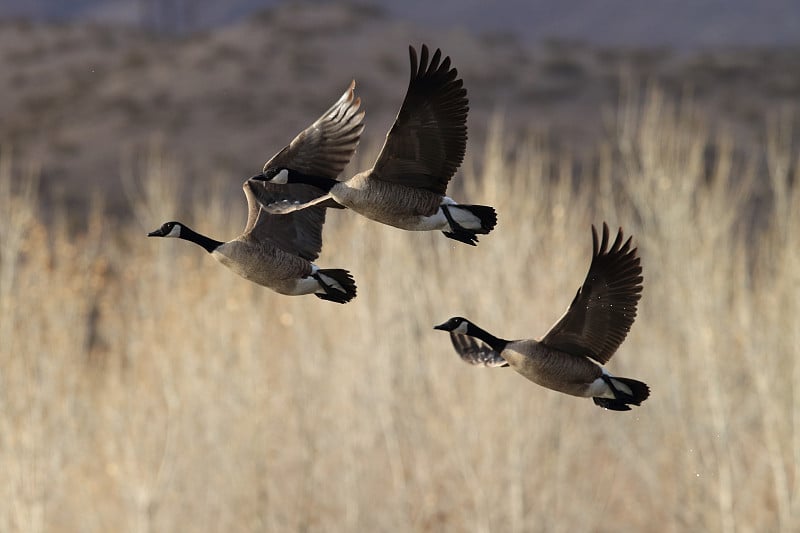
[539,223,643,364]
[369,45,468,194]
[262,81,365,180]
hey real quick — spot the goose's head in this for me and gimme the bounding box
[252,167,289,185]
[434,317,472,335]
[148,221,183,238]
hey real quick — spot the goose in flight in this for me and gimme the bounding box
[252,44,497,246]
[434,224,649,410]
[147,84,363,303]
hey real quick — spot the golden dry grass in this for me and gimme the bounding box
[1,91,798,532]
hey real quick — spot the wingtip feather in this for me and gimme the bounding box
[429,47,442,72]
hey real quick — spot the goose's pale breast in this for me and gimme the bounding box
[212,239,312,293]
[503,340,603,397]
[332,173,442,229]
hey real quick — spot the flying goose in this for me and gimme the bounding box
[252,44,497,246]
[147,84,364,303]
[434,223,650,410]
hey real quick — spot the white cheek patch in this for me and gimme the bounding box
[454,321,469,334]
[272,168,289,184]
[166,225,182,238]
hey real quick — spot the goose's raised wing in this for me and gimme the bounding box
[449,332,509,367]
[368,45,468,195]
[540,223,643,364]
[243,179,328,261]
[262,81,365,180]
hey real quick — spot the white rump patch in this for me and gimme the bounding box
[610,377,633,396]
[309,264,345,294]
[271,168,289,184]
[289,276,320,295]
[411,210,448,231]
[588,377,614,399]
[413,198,484,231]
[592,369,633,398]
[447,205,483,230]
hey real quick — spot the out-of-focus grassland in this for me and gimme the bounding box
[1,90,798,532]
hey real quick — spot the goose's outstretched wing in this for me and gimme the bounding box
[449,332,509,367]
[262,81,365,180]
[368,45,468,195]
[243,179,327,261]
[539,223,643,364]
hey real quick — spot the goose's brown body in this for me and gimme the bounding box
[330,173,443,228]
[212,237,313,294]
[500,340,605,397]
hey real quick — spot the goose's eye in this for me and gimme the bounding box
[163,223,182,237]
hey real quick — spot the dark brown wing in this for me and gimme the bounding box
[242,179,327,261]
[368,44,468,195]
[449,332,509,367]
[539,223,643,364]
[262,81,365,179]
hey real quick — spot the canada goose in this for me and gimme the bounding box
[147,84,364,303]
[434,223,650,410]
[252,44,497,246]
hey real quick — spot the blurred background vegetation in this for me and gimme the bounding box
[1,1,799,531]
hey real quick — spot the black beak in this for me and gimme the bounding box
[433,322,449,331]
[147,229,164,237]
[250,172,266,181]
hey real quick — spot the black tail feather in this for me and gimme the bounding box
[441,204,497,246]
[592,397,633,411]
[593,376,650,411]
[442,229,479,246]
[459,204,498,234]
[313,269,357,304]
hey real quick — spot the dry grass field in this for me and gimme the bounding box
[1,88,799,532]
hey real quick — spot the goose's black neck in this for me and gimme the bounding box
[180,225,224,253]
[467,321,510,352]
[287,169,338,192]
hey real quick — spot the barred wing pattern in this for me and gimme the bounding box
[262,81,365,180]
[449,332,509,367]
